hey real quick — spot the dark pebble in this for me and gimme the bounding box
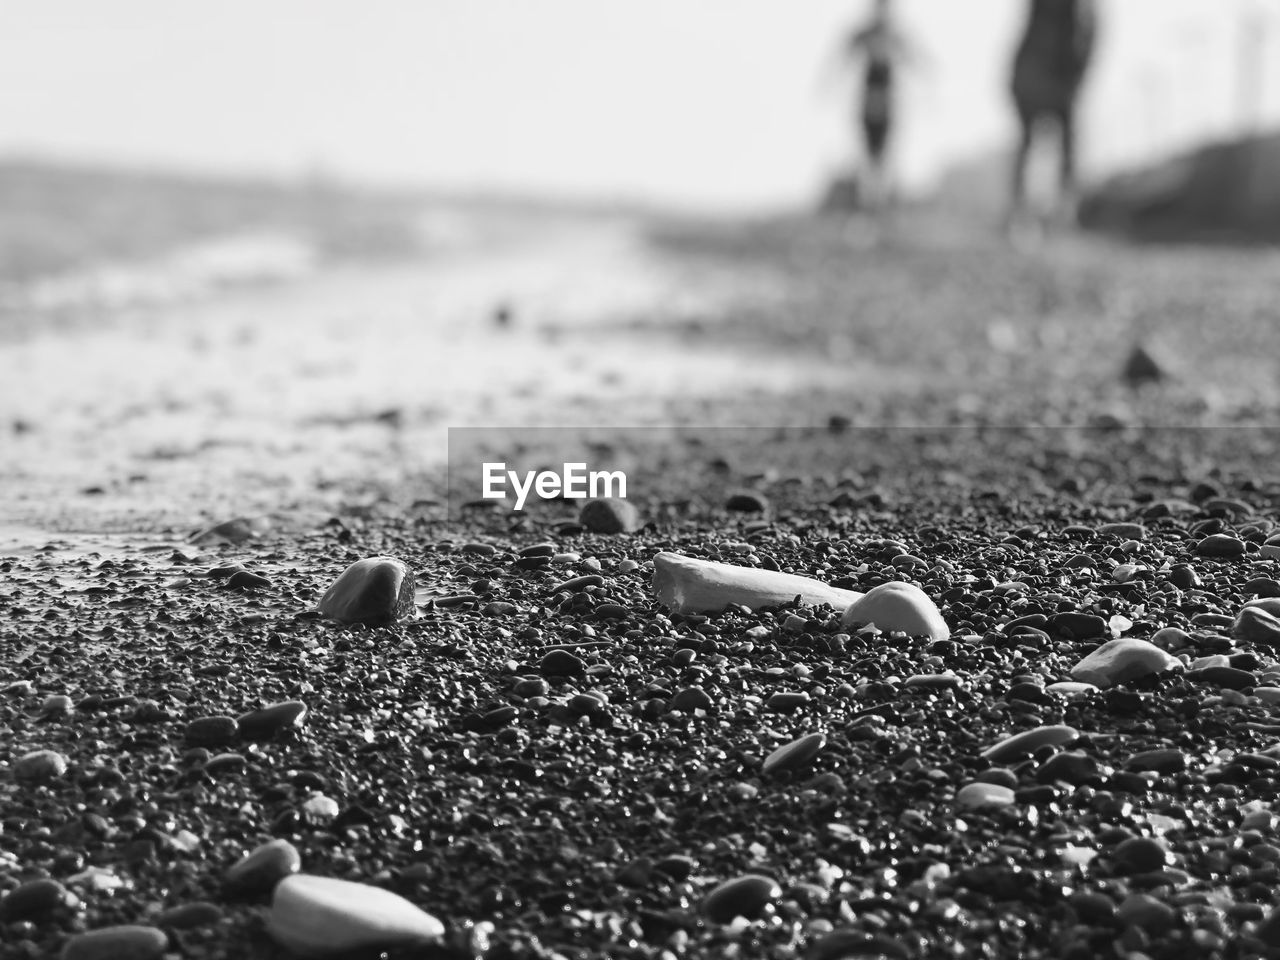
[539,650,586,677]
[552,575,603,593]
[701,874,781,923]
[237,701,308,740]
[224,839,301,897]
[226,570,271,591]
[1,879,74,920]
[669,688,714,712]
[579,498,640,534]
[1112,836,1170,874]
[1187,666,1255,690]
[184,716,239,746]
[1036,751,1098,785]
[1047,613,1107,639]
[1196,534,1246,558]
[155,902,224,929]
[1125,749,1187,773]
[725,491,770,513]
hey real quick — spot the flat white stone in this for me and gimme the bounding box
[652,552,862,615]
[1070,638,1183,689]
[1045,682,1098,697]
[840,582,949,640]
[265,875,444,957]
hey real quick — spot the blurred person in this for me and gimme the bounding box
[1009,0,1097,229]
[838,0,914,211]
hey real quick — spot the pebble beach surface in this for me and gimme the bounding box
[6,211,1280,959]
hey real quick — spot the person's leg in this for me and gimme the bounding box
[1058,104,1079,221]
[1010,108,1034,218]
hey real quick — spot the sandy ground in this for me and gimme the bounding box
[1,210,864,552]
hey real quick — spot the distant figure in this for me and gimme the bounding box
[1010,0,1097,225]
[843,0,912,209]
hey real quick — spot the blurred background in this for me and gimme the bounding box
[3,0,1280,540]
[2,0,1276,212]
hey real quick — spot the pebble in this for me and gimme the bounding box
[668,688,714,712]
[0,879,76,919]
[1236,606,1280,645]
[40,694,72,716]
[14,750,68,782]
[974,768,1019,789]
[652,551,861,615]
[840,582,949,640]
[1112,836,1171,874]
[1247,577,1280,598]
[184,715,239,746]
[809,930,910,960]
[227,570,271,590]
[1036,751,1098,785]
[1125,748,1188,773]
[1196,534,1246,558]
[60,926,168,960]
[981,725,1078,763]
[701,874,782,923]
[762,732,826,776]
[317,557,416,625]
[902,673,962,691]
[1187,666,1256,690]
[956,782,1016,809]
[724,491,770,513]
[1098,522,1146,539]
[539,650,585,677]
[1045,681,1097,698]
[1253,687,1280,705]
[1070,638,1182,688]
[225,838,302,897]
[155,901,224,929]
[265,874,445,956]
[237,700,308,740]
[192,517,258,545]
[1116,893,1175,931]
[579,498,640,534]
[766,691,811,712]
[1047,612,1108,639]
[205,752,247,775]
[552,574,604,593]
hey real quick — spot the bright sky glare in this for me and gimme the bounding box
[0,0,1276,211]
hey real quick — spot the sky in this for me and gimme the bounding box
[0,0,1277,212]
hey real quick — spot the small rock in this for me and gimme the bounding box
[1047,612,1108,639]
[1187,666,1256,690]
[14,750,68,782]
[192,517,261,545]
[1236,606,1280,646]
[956,782,1016,809]
[762,732,826,776]
[317,557,415,625]
[1036,751,1098,785]
[225,839,302,897]
[725,491,770,513]
[840,582,949,640]
[1125,749,1187,773]
[156,902,224,929]
[1196,534,1246,558]
[185,716,239,747]
[539,650,585,677]
[60,926,168,960]
[1070,638,1183,688]
[1098,522,1147,539]
[1112,836,1170,874]
[1121,343,1165,388]
[1044,681,1097,698]
[1116,893,1175,931]
[265,874,445,956]
[227,570,271,590]
[766,691,811,712]
[579,498,640,534]
[981,725,1078,763]
[701,874,781,923]
[237,701,308,740]
[668,688,714,712]
[1,879,76,919]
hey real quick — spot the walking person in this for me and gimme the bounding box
[841,0,913,211]
[1009,0,1098,229]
